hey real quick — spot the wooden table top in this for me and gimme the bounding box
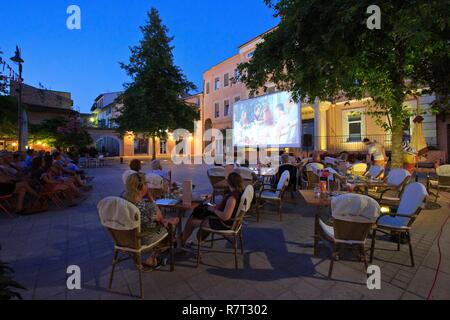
[299,190,333,207]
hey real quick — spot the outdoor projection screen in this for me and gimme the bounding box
[233,91,301,148]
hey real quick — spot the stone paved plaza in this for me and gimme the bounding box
[1,160,449,300]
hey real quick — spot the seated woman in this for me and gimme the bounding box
[0,171,41,214]
[123,173,179,270]
[180,172,244,247]
[42,165,83,202]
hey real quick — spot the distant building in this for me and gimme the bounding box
[90,91,122,129]
[202,28,442,162]
[0,82,76,151]
[86,92,203,158]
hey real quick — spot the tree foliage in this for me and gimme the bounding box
[239,0,450,167]
[117,8,199,158]
[0,96,18,138]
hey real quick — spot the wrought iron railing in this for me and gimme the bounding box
[318,134,392,153]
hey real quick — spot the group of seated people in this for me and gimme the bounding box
[120,159,246,270]
[0,149,92,214]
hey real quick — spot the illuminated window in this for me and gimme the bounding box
[343,109,365,142]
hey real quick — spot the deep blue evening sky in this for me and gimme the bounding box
[0,0,278,113]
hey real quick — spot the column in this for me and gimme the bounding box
[313,99,330,151]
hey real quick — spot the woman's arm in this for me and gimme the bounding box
[210,197,237,221]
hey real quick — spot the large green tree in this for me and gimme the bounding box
[239,0,450,168]
[117,8,199,159]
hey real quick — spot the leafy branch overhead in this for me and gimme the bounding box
[238,0,449,167]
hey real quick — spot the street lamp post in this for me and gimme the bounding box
[10,46,26,152]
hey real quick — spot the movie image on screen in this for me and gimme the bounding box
[233,91,301,148]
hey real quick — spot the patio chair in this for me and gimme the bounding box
[255,170,290,222]
[196,185,254,269]
[369,182,428,267]
[314,194,380,278]
[277,164,298,198]
[207,167,227,202]
[349,163,368,177]
[427,165,450,202]
[97,196,174,299]
[364,165,384,180]
[0,194,14,217]
[368,168,411,205]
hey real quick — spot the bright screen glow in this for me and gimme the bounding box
[233,91,301,147]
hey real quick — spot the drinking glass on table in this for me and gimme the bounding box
[314,185,321,198]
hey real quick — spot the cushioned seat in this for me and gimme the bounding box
[260,190,279,200]
[376,215,410,230]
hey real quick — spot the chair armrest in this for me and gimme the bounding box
[377,186,399,200]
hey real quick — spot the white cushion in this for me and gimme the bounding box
[146,173,164,189]
[98,196,140,231]
[331,194,380,223]
[319,219,335,239]
[377,215,410,229]
[238,185,254,212]
[276,170,290,195]
[260,190,279,200]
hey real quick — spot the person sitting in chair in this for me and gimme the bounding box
[123,173,179,270]
[179,172,244,248]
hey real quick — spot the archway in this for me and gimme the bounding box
[95,136,120,156]
[86,128,124,156]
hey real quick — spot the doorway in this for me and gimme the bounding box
[302,119,315,151]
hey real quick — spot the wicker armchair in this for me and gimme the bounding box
[97,196,174,299]
[314,194,380,278]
